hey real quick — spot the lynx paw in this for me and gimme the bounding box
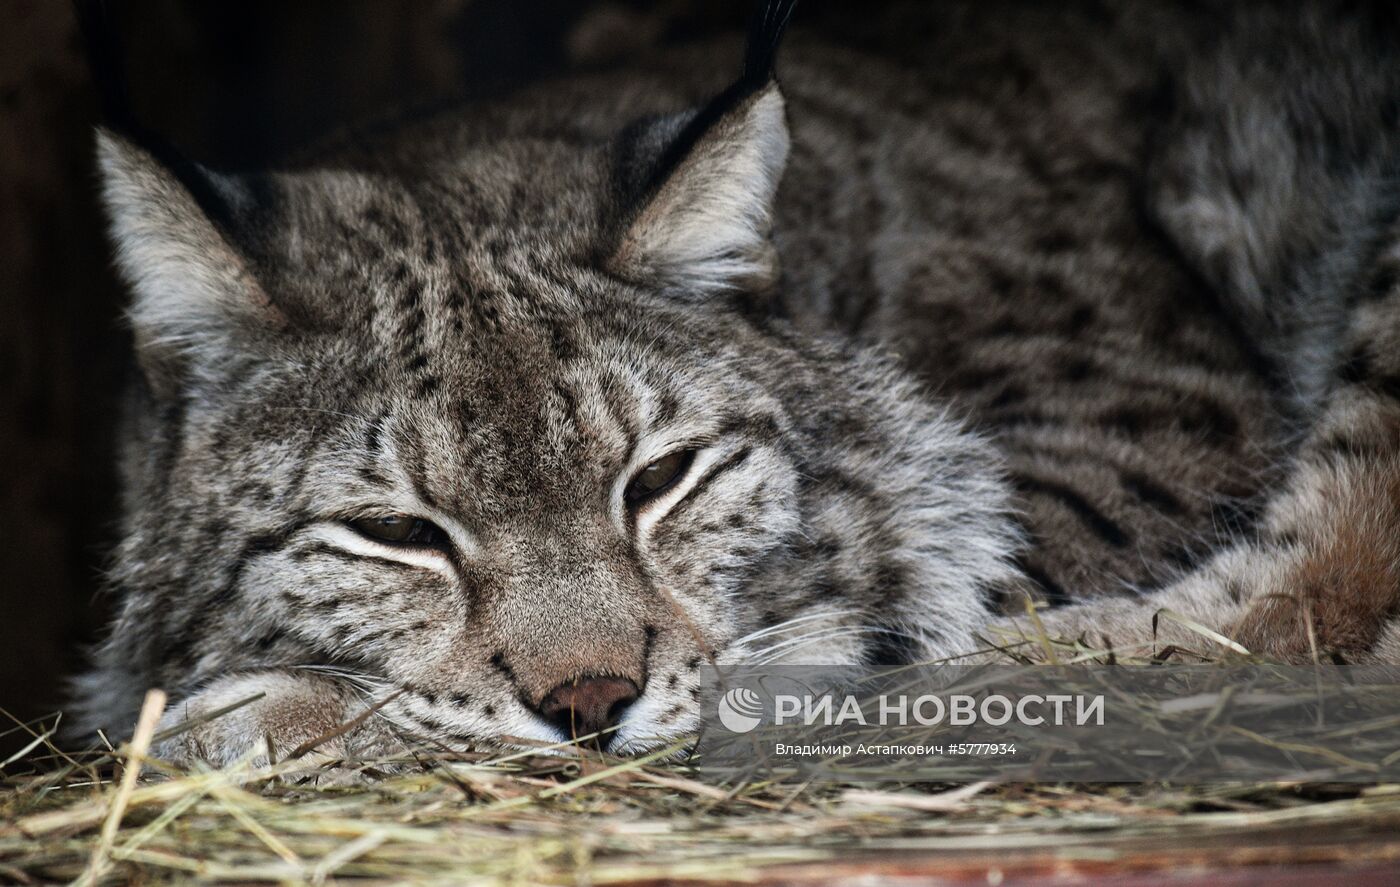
[154,672,398,771]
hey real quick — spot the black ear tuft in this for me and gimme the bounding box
[73,0,252,231]
[741,0,800,89]
[634,0,799,203]
[73,0,138,137]
[82,1,286,393]
[606,1,799,297]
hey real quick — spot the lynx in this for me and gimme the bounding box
[75,1,1400,764]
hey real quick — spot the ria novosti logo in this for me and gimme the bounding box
[715,686,1106,733]
[717,687,765,733]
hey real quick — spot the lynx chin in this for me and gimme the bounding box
[75,1,1400,764]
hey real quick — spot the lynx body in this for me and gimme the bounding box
[77,2,1400,761]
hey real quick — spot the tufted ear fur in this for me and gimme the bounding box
[609,83,791,296]
[608,0,797,297]
[97,130,284,396]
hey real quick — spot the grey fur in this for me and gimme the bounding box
[76,1,1400,761]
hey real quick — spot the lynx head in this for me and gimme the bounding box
[87,11,1020,753]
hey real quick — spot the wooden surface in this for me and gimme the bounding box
[626,822,1400,885]
[0,0,592,757]
[0,0,124,753]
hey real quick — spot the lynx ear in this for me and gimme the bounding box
[609,84,790,295]
[608,0,797,296]
[97,130,283,394]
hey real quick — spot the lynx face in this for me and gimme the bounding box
[81,75,1021,755]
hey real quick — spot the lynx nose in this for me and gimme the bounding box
[538,676,639,741]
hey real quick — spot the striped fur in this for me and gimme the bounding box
[75,1,1400,762]
[1004,1,1400,661]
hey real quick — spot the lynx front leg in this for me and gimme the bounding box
[991,545,1265,658]
[1221,266,1400,661]
[999,348,1400,663]
[155,672,404,769]
[1226,401,1400,660]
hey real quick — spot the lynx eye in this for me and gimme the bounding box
[625,450,696,506]
[348,514,447,546]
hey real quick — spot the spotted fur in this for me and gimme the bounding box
[75,1,1400,761]
[1007,1,1400,661]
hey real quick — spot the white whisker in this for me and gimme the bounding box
[731,609,860,646]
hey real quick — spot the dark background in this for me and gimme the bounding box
[1,0,767,758]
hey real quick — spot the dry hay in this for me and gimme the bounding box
[5,625,1399,885]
